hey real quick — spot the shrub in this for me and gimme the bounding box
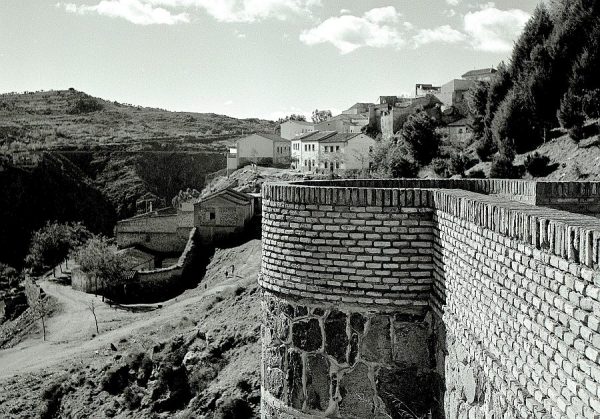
[475,134,496,162]
[39,383,64,419]
[583,89,600,119]
[400,112,441,165]
[68,97,103,114]
[467,169,486,179]
[431,158,450,178]
[559,92,585,130]
[216,398,253,419]
[101,365,130,395]
[524,152,551,177]
[449,153,472,176]
[490,155,518,179]
[123,387,142,410]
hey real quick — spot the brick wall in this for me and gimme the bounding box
[260,180,600,419]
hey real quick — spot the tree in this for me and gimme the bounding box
[72,236,127,297]
[0,263,22,290]
[311,109,332,124]
[370,138,418,178]
[88,299,99,334]
[466,81,490,140]
[25,222,92,275]
[276,114,306,123]
[399,112,440,165]
[510,4,554,78]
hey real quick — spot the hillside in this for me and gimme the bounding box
[0,89,276,150]
[0,153,116,269]
[0,240,262,418]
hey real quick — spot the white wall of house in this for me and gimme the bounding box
[319,142,345,173]
[344,134,376,171]
[273,141,291,165]
[237,134,275,162]
[291,140,302,169]
[280,121,315,140]
[300,141,319,172]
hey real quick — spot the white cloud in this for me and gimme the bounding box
[299,7,405,54]
[224,100,234,106]
[464,6,530,52]
[446,0,460,5]
[60,0,321,24]
[61,0,189,24]
[413,25,466,47]
[339,8,350,15]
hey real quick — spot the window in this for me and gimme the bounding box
[312,160,315,167]
[304,160,307,166]
[209,211,216,220]
[336,146,340,152]
[458,129,463,134]
[369,146,373,153]
[336,161,340,169]
[304,145,308,151]
[312,144,315,151]
[325,161,328,168]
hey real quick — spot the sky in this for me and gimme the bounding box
[0,0,542,120]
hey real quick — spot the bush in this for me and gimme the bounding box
[431,158,450,178]
[123,387,142,410]
[467,169,486,179]
[583,89,600,119]
[524,152,551,177]
[101,365,130,395]
[559,92,585,130]
[216,398,253,419]
[449,153,472,176]
[490,155,518,179]
[39,383,64,419]
[475,134,496,162]
[68,97,103,114]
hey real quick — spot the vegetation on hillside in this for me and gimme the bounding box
[467,0,600,176]
[0,154,115,269]
[0,89,276,150]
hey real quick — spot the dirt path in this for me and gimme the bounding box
[0,240,261,380]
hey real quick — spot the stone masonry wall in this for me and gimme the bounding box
[261,181,600,419]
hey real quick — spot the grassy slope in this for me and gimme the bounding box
[0,89,276,148]
[0,240,262,418]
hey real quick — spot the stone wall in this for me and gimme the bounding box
[73,228,199,303]
[260,180,600,419]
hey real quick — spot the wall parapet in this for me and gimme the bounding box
[260,178,600,419]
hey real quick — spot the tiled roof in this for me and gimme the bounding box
[255,133,290,143]
[448,118,469,127]
[200,188,254,205]
[281,120,314,126]
[462,68,497,78]
[297,131,363,143]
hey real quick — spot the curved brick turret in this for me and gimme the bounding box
[260,179,600,419]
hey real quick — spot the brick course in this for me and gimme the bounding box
[260,180,600,419]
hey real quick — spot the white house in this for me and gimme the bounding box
[231,133,290,169]
[292,131,375,173]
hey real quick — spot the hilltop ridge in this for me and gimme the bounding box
[0,89,276,150]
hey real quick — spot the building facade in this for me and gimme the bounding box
[293,131,375,174]
[232,133,291,168]
[280,120,315,140]
[193,188,255,243]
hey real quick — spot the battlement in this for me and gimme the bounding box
[259,179,600,419]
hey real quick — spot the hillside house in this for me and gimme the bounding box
[136,192,166,215]
[280,120,315,140]
[314,113,369,134]
[415,83,441,97]
[233,133,290,168]
[342,103,373,115]
[10,151,42,169]
[292,131,375,173]
[462,68,497,82]
[194,188,255,243]
[442,118,473,145]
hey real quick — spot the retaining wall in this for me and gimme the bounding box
[260,180,600,419]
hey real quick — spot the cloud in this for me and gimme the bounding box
[446,0,460,5]
[413,25,466,47]
[224,100,234,106]
[464,6,530,52]
[61,0,189,25]
[60,0,321,24]
[299,7,405,54]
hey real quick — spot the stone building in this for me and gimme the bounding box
[462,67,497,82]
[193,188,255,243]
[442,118,473,145]
[259,178,600,419]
